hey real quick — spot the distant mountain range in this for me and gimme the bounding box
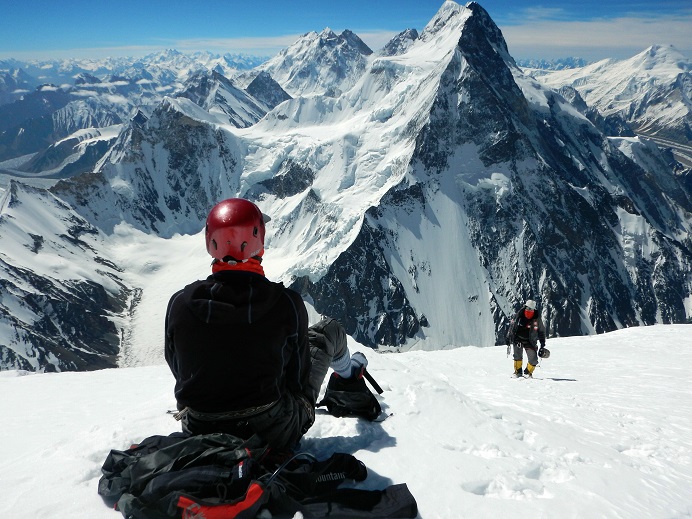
[516,57,591,70]
[532,44,692,170]
[0,50,266,96]
[1,0,691,371]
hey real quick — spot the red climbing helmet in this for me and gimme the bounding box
[205,198,269,261]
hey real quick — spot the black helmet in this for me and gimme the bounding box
[538,347,551,359]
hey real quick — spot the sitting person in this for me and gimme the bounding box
[164,198,378,452]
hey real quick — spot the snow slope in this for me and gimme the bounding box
[1,325,691,518]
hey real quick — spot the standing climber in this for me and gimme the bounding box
[505,299,548,378]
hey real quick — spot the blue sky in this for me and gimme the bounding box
[1,0,690,62]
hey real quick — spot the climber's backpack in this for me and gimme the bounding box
[98,431,417,518]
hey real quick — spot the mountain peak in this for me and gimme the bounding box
[73,72,101,85]
[419,0,512,65]
[339,29,373,56]
[422,0,467,38]
[257,26,373,97]
[310,28,372,56]
[639,44,691,71]
[319,27,338,40]
[463,1,513,61]
[381,28,419,56]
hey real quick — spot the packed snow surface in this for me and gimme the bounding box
[1,325,691,518]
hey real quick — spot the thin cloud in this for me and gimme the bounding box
[0,45,168,61]
[505,7,570,22]
[500,14,692,60]
[169,34,303,55]
[2,12,689,63]
[0,36,299,61]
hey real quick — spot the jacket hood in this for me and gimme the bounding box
[184,271,286,325]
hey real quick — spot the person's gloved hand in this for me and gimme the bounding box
[538,345,550,358]
[350,352,368,374]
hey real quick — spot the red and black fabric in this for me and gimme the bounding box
[167,481,268,519]
[98,432,418,518]
[99,432,266,518]
[118,479,268,519]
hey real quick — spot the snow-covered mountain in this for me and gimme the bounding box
[534,45,692,168]
[266,2,689,346]
[175,69,285,127]
[254,28,373,97]
[379,29,420,57]
[0,182,134,371]
[1,1,691,372]
[0,80,155,180]
[0,66,34,105]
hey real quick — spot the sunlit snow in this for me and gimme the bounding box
[1,325,691,518]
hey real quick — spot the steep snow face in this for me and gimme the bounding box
[0,182,133,371]
[257,28,373,98]
[535,45,692,157]
[17,129,118,181]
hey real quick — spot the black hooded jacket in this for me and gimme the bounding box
[506,307,546,349]
[164,270,310,413]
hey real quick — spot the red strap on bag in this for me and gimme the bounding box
[176,482,266,519]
